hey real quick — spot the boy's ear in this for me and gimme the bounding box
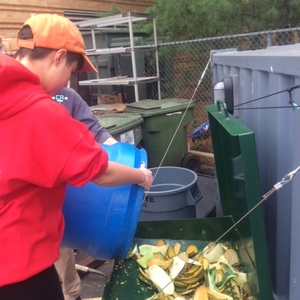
[53,49,68,67]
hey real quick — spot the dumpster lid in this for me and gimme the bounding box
[206,101,261,217]
[94,112,143,135]
[125,98,196,116]
[206,100,272,298]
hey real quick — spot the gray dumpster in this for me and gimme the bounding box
[211,44,300,299]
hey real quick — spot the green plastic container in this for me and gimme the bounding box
[94,112,143,146]
[125,99,195,167]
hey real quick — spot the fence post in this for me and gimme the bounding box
[267,31,272,47]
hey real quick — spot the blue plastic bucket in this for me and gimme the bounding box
[61,142,147,260]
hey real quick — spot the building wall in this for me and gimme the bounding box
[0,0,154,38]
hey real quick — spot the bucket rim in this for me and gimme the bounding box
[146,166,198,195]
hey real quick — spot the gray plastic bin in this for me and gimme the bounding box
[139,166,203,221]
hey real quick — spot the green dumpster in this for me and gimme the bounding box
[102,101,272,299]
[94,112,143,146]
[125,99,196,168]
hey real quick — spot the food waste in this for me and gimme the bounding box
[127,240,256,300]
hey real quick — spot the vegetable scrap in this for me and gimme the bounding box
[128,240,256,300]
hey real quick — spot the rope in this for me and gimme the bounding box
[148,165,300,299]
[143,66,300,298]
[214,165,300,244]
[155,58,211,170]
[142,58,211,201]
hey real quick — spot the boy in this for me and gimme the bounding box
[0,14,152,300]
[54,87,118,300]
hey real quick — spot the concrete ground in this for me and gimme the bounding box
[76,174,217,300]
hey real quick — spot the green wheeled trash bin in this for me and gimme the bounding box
[125,99,195,167]
[93,112,143,146]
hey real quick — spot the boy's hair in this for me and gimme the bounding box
[16,25,84,72]
[16,14,96,73]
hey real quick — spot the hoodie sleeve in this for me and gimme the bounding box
[2,97,108,190]
[37,101,109,187]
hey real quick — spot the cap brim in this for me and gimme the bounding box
[78,54,98,73]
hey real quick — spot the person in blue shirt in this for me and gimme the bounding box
[53,87,118,300]
[53,87,117,145]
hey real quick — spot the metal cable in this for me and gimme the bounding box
[214,165,300,244]
[142,58,211,201]
[146,59,211,299]
[232,84,300,110]
[148,165,300,299]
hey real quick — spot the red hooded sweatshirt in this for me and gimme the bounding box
[0,54,108,286]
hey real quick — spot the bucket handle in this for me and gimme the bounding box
[186,183,203,206]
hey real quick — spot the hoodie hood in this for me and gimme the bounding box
[0,54,50,120]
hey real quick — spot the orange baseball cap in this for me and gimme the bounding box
[17,14,97,73]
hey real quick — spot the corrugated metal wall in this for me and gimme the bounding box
[211,44,300,300]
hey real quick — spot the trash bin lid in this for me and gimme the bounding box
[94,112,143,135]
[206,100,273,299]
[125,98,196,117]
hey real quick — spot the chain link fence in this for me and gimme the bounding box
[76,27,300,158]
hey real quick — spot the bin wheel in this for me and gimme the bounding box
[181,153,201,173]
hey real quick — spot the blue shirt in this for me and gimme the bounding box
[53,87,111,143]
